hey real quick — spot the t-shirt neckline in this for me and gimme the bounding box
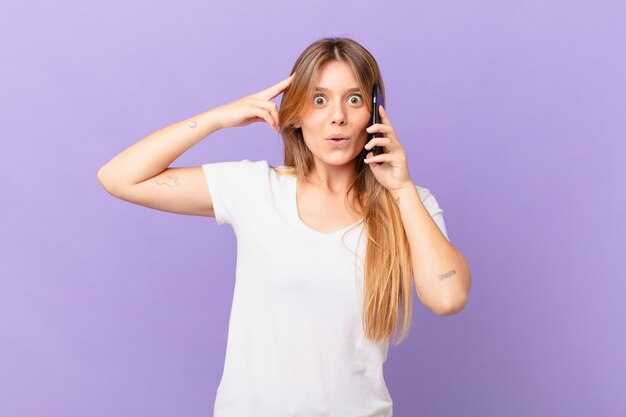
[290,175,365,238]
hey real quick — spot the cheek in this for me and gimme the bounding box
[306,113,326,128]
[299,112,316,128]
[360,109,372,125]
[358,115,371,135]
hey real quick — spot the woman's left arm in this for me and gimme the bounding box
[364,105,471,316]
[391,184,471,316]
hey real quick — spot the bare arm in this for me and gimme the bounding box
[392,184,471,316]
[96,73,294,217]
[96,109,222,217]
[97,109,222,189]
[98,110,220,217]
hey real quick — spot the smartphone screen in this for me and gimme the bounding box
[370,84,385,156]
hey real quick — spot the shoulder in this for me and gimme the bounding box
[414,184,444,216]
[269,164,296,177]
[202,159,297,184]
[414,184,434,200]
[202,159,275,187]
[220,160,296,177]
[203,159,269,172]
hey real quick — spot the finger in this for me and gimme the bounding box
[379,105,391,125]
[251,106,277,131]
[258,73,296,101]
[364,136,391,150]
[364,152,394,164]
[253,99,280,129]
[366,123,392,135]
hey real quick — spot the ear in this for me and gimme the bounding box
[294,118,301,129]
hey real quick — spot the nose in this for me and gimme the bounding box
[330,100,347,126]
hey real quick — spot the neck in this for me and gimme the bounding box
[304,159,358,195]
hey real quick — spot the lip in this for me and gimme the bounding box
[326,135,350,148]
[325,134,350,148]
[325,134,349,141]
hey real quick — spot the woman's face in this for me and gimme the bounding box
[296,60,371,167]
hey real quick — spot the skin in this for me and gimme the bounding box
[294,60,371,196]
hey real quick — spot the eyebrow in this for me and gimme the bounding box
[313,87,362,93]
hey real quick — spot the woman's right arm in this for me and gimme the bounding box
[97,108,226,217]
[96,73,294,217]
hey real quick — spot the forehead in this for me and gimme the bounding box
[313,61,361,91]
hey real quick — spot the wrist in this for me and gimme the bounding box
[389,181,415,194]
[197,107,226,132]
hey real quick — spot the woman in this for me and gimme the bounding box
[98,37,471,417]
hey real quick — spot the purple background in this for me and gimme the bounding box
[2,0,625,416]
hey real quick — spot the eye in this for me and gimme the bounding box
[312,93,363,106]
[313,94,326,105]
[349,94,363,104]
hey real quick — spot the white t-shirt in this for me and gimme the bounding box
[202,159,449,417]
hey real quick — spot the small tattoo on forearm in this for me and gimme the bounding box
[188,120,198,128]
[154,174,182,187]
[437,269,456,281]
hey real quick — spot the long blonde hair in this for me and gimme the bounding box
[276,37,414,346]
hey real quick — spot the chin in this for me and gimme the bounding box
[324,153,360,166]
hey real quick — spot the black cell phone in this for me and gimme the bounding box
[370,84,385,158]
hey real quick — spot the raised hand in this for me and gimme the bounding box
[213,73,295,131]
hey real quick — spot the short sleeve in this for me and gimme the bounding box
[201,159,269,226]
[416,185,450,241]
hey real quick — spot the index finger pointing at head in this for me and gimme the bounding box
[258,73,296,101]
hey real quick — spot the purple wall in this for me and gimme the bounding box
[2,0,625,416]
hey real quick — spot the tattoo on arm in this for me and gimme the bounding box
[437,269,456,281]
[154,174,182,187]
[188,120,198,128]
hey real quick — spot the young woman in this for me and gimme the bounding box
[98,37,471,417]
